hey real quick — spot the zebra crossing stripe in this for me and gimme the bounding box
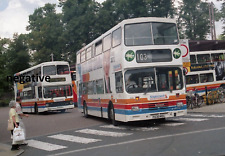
[100,125,158,131]
[48,134,101,144]
[187,114,225,118]
[100,125,127,130]
[163,123,185,126]
[27,139,67,151]
[76,129,132,137]
[171,118,208,122]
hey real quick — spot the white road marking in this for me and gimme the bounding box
[129,127,159,131]
[163,123,185,126]
[171,118,208,122]
[100,125,127,130]
[100,125,158,131]
[48,134,102,144]
[76,129,132,137]
[187,114,225,118]
[27,139,67,151]
[49,126,225,156]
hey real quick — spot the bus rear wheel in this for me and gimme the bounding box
[34,103,38,114]
[83,102,88,118]
[109,104,118,126]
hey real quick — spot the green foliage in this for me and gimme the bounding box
[221,3,225,39]
[0,35,30,103]
[178,0,210,40]
[59,0,175,62]
[27,3,65,64]
[60,0,100,62]
[6,34,30,76]
[0,38,11,96]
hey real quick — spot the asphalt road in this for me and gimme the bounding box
[1,107,225,156]
[0,107,104,143]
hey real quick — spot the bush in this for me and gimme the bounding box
[0,99,11,107]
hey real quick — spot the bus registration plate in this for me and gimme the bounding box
[152,114,165,119]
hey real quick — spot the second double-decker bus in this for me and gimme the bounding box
[76,17,187,125]
[14,61,74,113]
[188,50,225,93]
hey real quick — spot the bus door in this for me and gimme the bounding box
[35,86,39,101]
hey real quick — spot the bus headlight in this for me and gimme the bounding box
[176,102,183,107]
[131,106,140,111]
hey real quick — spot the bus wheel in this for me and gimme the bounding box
[83,102,88,118]
[60,109,66,113]
[109,104,118,126]
[34,103,38,114]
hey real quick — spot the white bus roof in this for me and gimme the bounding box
[190,50,225,55]
[77,17,177,54]
[15,61,69,75]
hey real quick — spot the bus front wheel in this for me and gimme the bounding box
[83,102,88,118]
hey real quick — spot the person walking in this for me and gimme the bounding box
[15,97,29,146]
[9,100,20,150]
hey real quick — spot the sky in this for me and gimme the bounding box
[0,0,224,39]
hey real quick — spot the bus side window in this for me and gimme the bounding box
[96,79,104,94]
[38,87,42,98]
[103,34,111,52]
[115,72,123,93]
[112,27,121,48]
[95,40,103,55]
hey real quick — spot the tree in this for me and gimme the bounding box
[60,0,100,62]
[220,2,225,40]
[6,34,30,76]
[178,0,210,40]
[27,3,65,64]
[0,38,11,96]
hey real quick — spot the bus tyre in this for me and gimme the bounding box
[109,105,118,126]
[34,103,38,114]
[83,102,88,118]
[60,109,66,113]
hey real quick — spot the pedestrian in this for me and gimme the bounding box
[15,97,29,146]
[9,100,20,150]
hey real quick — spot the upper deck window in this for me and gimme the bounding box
[125,22,178,46]
[43,65,69,76]
[95,40,103,55]
[57,65,69,75]
[152,23,178,45]
[103,34,111,52]
[43,65,56,76]
[112,28,121,47]
[125,23,153,46]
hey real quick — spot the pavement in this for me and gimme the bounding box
[1,103,224,156]
[0,143,24,156]
[188,102,225,113]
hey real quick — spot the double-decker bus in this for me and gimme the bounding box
[76,17,187,125]
[14,61,74,113]
[188,50,225,94]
